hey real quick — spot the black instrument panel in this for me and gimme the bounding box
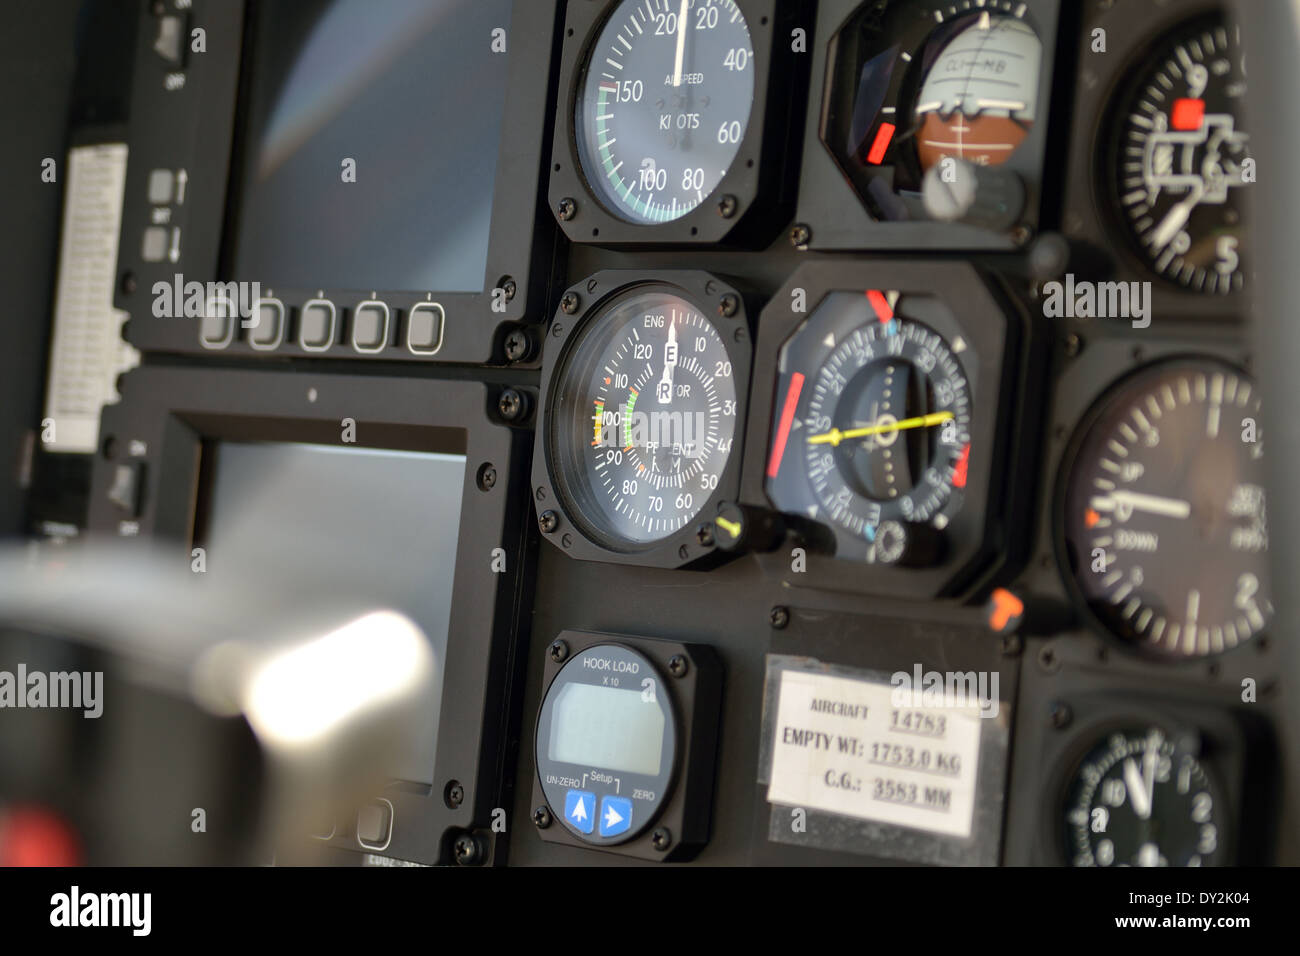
[23,0,1290,868]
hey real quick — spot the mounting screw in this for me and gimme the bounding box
[445,780,464,809]
[1050,700,1072,730]
[1000,633,1023,657]
[500,277,517,302]
[651,828,672,852]
[1010,224,1033,245]
[498,388,525,421]
[549,638,569,663]
[504,329,532,362]
[532,806,553,829]
[119,271,136,295]
[539,510,559,534]
[453,834,482,865]
[717,294,739,318]
[557,197,577,221]
[717,194,738,218]
[560,291,580,315]
[477,464,497,491]
[695,523,715,547]
[1038,644,1061,673]
[1063,333,1082,358]
[770,606,790,630]
[789,223,811,248]
[668,655,688,678]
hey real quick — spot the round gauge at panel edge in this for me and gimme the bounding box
[1059,723,1229,867]
[1105,13,1251,294]
[1057,357,1271,659]
[533,272,751,569]
[551,0,788,245]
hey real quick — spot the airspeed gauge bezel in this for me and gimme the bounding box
[548,0,799,246]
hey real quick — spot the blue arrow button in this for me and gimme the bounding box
[564,790,595,834]
[598,796,633,838]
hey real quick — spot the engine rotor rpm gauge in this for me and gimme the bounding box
[765,290,973,565]
[574,0,755,224]
[543,282,743,553]
[1062,359,1271,657]
[1062,726,1227,867]
[1110,16,1250,293]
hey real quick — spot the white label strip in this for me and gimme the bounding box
[766,669,984,839]
[43,143,138,454]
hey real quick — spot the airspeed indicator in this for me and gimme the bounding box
[575,0,755,224]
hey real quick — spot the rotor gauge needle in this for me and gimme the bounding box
[1124,756,1153,820]
[1149,184,1204,250]
[1142,739,1158,819]
[657,316,679,404]
[673,0,688,87]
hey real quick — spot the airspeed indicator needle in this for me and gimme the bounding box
[673,0,688,87]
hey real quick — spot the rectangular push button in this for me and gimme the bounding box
[147,169,175,204]
[356,800,392,850]
[407,302,444,355]
[248,299,284,350]
[298,299,336,351]
[351,301,389,353]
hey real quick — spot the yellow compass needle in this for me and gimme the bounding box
[807,411,954,447]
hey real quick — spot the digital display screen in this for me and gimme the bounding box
[548,683,665,776]
[203,441,466,785]
[230,0,512,293]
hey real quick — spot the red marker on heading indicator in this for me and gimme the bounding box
[952,443,971,489]
[865,288,893,323]
[766,372,805,478]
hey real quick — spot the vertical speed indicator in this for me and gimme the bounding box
[1061,359,1271,656]
[574,0,755,224]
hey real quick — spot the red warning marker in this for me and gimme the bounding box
[987,588,1025,633]
[0,807,81,867]
[865,288,893,323]
[766,372,805,478]
[866,122,896,165]
[1171,98,1205,131]
[1084,508,1101,528]
[952,443,971,489]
